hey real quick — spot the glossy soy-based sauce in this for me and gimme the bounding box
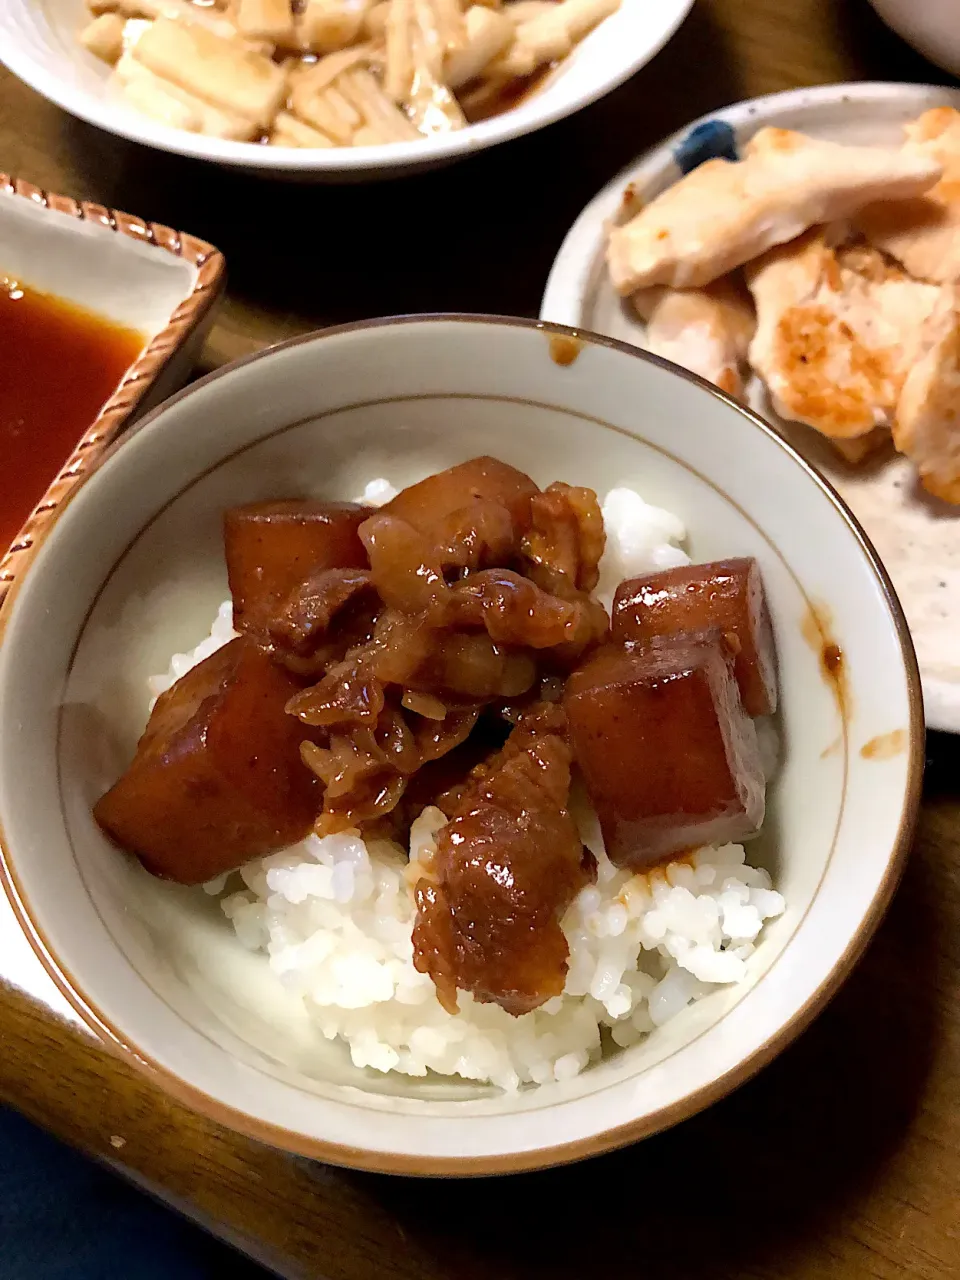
[460,65,557,124]
[0,275,145,551]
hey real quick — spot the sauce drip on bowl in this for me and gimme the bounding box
[0,275,145,551]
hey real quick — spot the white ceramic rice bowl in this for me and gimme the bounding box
[0,316,923,1173]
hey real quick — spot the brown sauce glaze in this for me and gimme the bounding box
[861,729,907,760]
[801,602,851,722]
[547,333,584,367]
[461,64,556,124]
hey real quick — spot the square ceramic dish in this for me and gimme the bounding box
[540,82,960,732]
[0,173,225,613]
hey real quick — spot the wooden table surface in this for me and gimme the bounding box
[3,2,960,1277]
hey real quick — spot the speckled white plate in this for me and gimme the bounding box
[541,82,960,733]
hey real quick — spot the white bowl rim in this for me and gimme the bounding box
[540,78,960,734]
[0,314,926,1175]
[0,0,693,173]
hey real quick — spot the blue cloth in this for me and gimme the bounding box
[0,1107,274,1280]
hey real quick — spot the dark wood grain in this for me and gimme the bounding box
[2,3,960,1277]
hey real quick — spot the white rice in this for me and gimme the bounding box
[147,599,237,705]
[153,481,785,1090]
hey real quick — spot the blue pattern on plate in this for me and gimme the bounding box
[672,119,738,174]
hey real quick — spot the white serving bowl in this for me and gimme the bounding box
[869,0,960,78]
[1,0,692,181]
[0,316,923,1174]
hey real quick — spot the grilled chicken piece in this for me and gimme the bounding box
[131,15,288,128]
[858,108,960,285]
[607,127,941,295]
[826,429,892,466]
[746,228,945,447]
[894,289,960,503]
[634,275,756,400]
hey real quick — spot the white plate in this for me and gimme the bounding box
[541,81,960,733]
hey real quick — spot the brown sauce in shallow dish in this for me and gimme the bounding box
[0,275,145,551]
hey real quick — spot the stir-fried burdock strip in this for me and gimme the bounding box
[412,712,593,1016]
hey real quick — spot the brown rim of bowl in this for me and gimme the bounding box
[0,173,226,618]
[0,314,926,1176]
